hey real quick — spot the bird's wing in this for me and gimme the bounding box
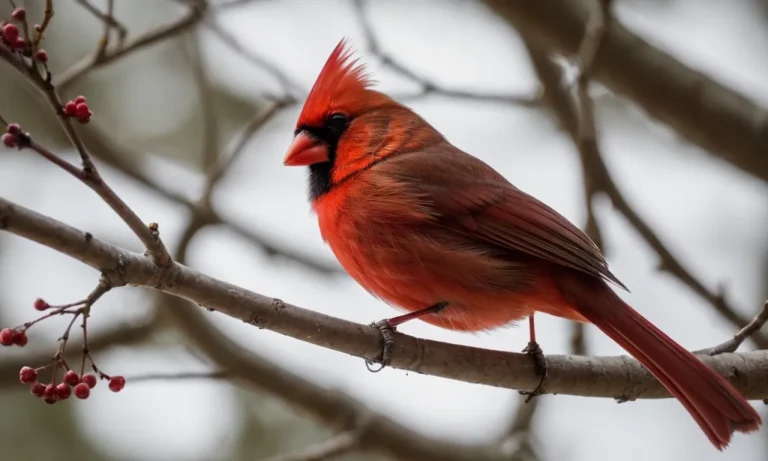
[380,148,627,290]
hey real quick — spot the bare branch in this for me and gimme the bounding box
[701,302,768,355]
[74,0,128,57]
[202,99,293,197]
[483,0,768,182]
[519,26,768,350]
[259,432,359,461]
[203,19,302,99]
[353,0,539,107]
[2,196,767,401]
[73,116,340,274]
[123,370,230,383]
[56,1,207,90]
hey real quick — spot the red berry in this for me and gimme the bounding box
[34,49,47,63]
[1,133,14,148]
[6,123,21,135]
[75,103,91,119]
[0,328,14,346]
[56,382,71,400]
[11,8,26,21]
[82,374,97,389]
[13,37,25,49]
[73,383,90,399]
[33,298,49,311]
[64,101,77,116]
[2,23,19,42]
[19,366,37,384]
[30,382,45,397]
[64,370,80,386]
[74,95,86,104]
[43,383,57,400]
[108,376,126,392]
[12,330,27,347]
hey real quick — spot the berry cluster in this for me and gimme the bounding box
[0,327,26,346]
[3,297,126,404]
[1,122,29,149]
[2,7,48,64]
[1,20,24,50]
[20,366,125,404]
[63,95,92,124]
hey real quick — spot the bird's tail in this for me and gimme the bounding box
[556,272,761,449]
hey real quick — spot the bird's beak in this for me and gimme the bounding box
[283,131,329,166]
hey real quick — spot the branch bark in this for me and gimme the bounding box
[482,0,768,182]
[2,196,767,401]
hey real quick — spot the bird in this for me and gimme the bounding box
[281,38,761,449]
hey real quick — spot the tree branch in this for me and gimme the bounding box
[56,0,208,91]
[482,0,768,182]
[353,0,539,107]
[258,431,359,461]
[519,21,768,350]
[2,196,767,401]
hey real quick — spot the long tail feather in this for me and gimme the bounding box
[556,272,762,449]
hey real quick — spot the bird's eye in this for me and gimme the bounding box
[326,113,349,134]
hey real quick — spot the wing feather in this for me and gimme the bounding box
[378,148,627,290]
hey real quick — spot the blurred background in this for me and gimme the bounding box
[0,0,767,460]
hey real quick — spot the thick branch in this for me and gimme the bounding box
[2,196,767,400]
[482,0,768,182]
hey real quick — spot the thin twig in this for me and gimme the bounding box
[185,32,220,171]
[124,370,230,383]
[570,0,613,360]
[699,302,768,355]
[0,44,173,267]
[203,100,292,197]
[203,19,302,99]
[0,318,157,388]
[32,0,55,48]
[497,396,541,460]
[56,1,208,90]
[259,432,359,461]
[75,0,128,58]
[353,0,538,107]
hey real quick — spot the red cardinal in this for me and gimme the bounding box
[283,39,761,449]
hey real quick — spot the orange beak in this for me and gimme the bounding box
[283,131,330,166]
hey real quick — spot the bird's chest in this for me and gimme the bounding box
[312,186,437,307]
[310,182,539,331]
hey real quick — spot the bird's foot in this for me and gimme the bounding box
[365,319,397,373]
[518,340,548,402]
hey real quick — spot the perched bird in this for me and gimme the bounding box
[282,39,761,449]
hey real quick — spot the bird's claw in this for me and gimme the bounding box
[365,319,397,373]
[518,340,548,402]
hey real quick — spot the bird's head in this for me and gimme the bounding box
[284,39,443,200]
[284,39,390,167]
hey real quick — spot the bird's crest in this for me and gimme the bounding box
[297,39,374,127]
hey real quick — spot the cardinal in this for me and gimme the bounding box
[282,39,761,449]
